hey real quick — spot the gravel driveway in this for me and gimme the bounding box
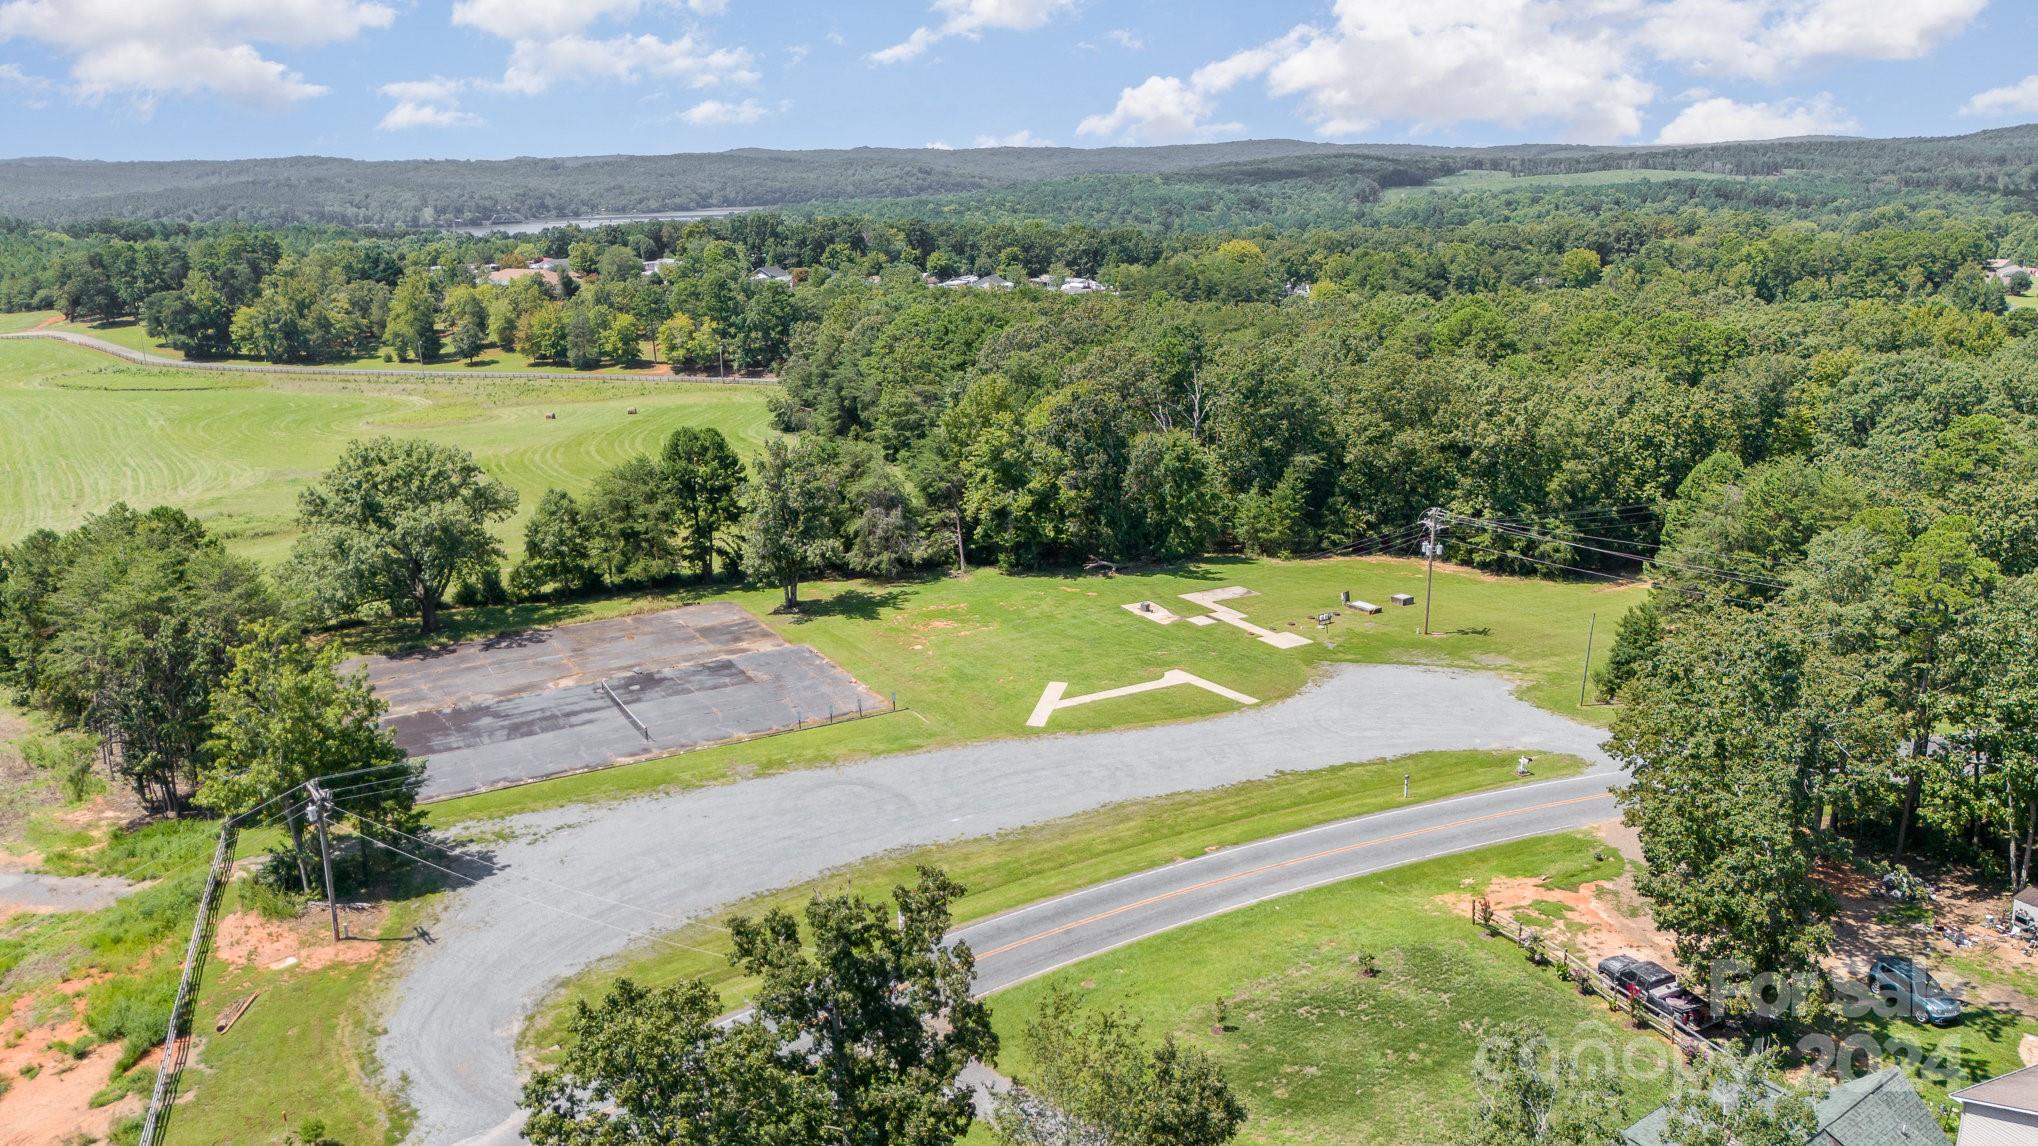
[378,663,1617,1144]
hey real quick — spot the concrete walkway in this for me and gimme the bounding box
[375,663,1616,1144]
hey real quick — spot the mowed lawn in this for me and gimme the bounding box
[973,833,1668,1146]
[424,559,1638,823]
[0,339,777,564]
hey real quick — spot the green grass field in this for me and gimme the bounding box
[2009,293,2035,310]
[49,316,697,377]
[1384,167,1747,201]
[421,559,1637,824]
[523,749,1590,1056]
[0,310,56,333]
[974,833,1665,1144]
[0,339,777,564]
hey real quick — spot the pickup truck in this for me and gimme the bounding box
[1597,954,1711,1026]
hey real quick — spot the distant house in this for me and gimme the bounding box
[1955,1062,2038,1143]
[752,265,793,283]
[1284,281,1314,298]
[531,256,569,273]
[1059,276,1109,294]
[1622,1068,1947,1146]
[937,274,980,289]
[642,258,676,277]
[488,267,559,287]
[971,274,1014,290]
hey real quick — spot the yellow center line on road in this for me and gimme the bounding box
[974,792,1612,961]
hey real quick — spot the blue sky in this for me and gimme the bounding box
[1,1,2036,161]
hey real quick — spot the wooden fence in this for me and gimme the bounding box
[1471,897,1726,1062]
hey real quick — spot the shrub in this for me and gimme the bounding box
[85,968,178,1072]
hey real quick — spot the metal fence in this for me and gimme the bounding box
[1471,898,1724,1061]
[137,820,240,1146]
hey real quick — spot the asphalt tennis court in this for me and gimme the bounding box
[357,604,886,799]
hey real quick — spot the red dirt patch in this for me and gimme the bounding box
[213,905,387,972]
[0,981,146,1146]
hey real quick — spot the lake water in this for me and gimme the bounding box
[447,206,756,236]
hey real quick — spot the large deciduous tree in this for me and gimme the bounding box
[660,427,747,579]
[1610,606,1869,983]
[522,868,994,1146]
[285,437,518,634]
[3,506,277,812]
[742,438,834,611]
[197,620,421,890]
[1471,1024,1625,1146]
[992,983,1246,1146]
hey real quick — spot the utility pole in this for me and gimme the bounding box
[307,782,340,943]
[1579,612,1597,707]
[1420,508,1444,636]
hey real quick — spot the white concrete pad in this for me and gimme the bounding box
[1260,632,1314,649]
[1185,615,1217,627]
[1027,681,1070,728]
[1026,669,1258,728]
[1179,586,1255,608]
[1121,601,1180,624]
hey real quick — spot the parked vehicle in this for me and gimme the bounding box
[1597,954,1711,1025]
[1867,954,1962,1026]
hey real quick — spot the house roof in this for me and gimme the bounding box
[2014,885,2038,908]
[1954,1063,2038,1115]
[1623,1068,1947,1146]
[753,265,791,279]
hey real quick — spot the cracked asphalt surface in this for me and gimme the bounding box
[377,664,1619,1144]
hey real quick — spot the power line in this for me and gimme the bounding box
[341,827,727,960]
[1446,514,1790,592]
[340,806,731,935]
[1444,537,1769,609]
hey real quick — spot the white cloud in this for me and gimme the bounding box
[379,100,483,130]
[1078,76,1241,143]
[380,77,464,104]
[498,33,756,95]
[871,0,1073,64]
[973,128,1052,147]
[1106,28,1142,50]
[1963,75,2038,118]
[450,0,640,41]
[390,0,757,129]
[682,96,767,125]
[924,139,954,149]
[1637,0,1985,81]
[377,76,484,129]
[1268,1,1655,139]
[1079,0,1982,147]
[1654,92,1856,143]
[0,0,393,111]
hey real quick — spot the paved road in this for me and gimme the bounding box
[0,329,769,385]
[377,664,1620,1144]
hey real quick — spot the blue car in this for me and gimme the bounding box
[1867,954,1962,1026]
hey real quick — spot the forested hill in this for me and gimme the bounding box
[2,125,2034,229]
[0,141,1351,228]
